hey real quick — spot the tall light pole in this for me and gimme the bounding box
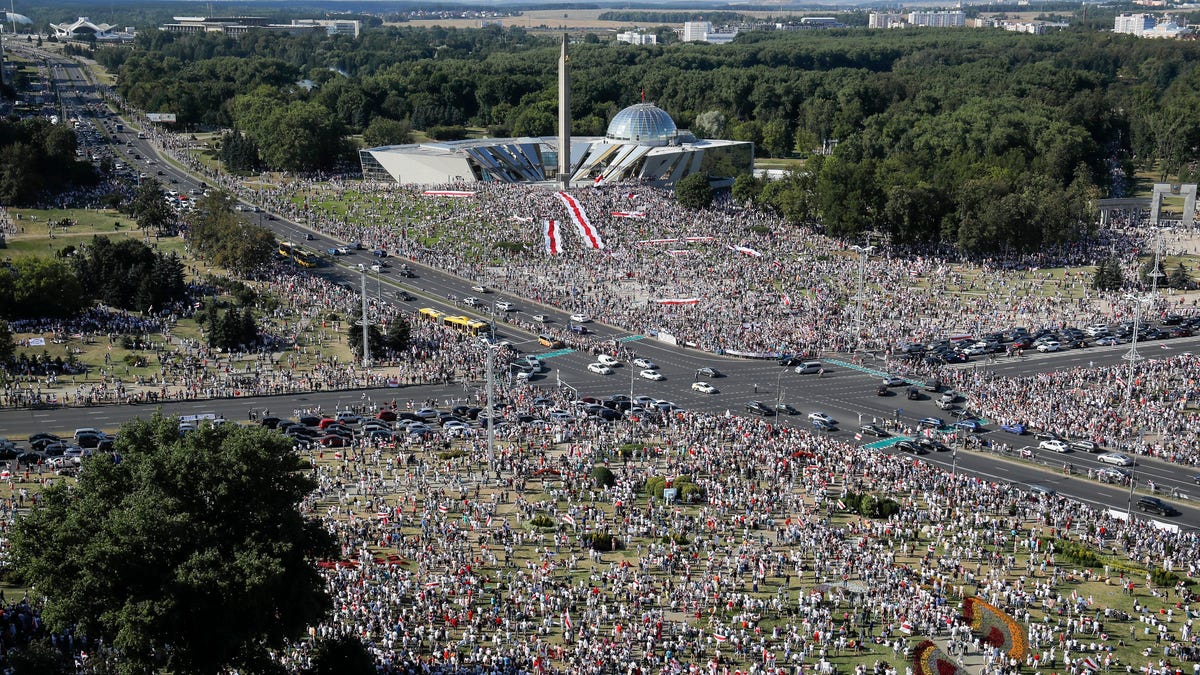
[850,243,875,353]
[776,367,786,410]
[486,344,496,470]
[358,268,371,369]
[1122,292,1151,518]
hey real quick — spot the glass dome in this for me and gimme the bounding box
[605,103,678,147]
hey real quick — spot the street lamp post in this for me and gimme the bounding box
[1122,292,1152,518]
[776,367,786,409]
[850,243,875,353]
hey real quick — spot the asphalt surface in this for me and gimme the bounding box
[11,47,1199,531]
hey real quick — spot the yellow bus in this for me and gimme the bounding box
[278,241,294,259]
[443,315,490,336]
[418,307,446,323]
[292,250,318,268]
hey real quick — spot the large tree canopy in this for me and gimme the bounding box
[10,415,335,675]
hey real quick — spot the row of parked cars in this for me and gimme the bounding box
[900,316,1200,364]
[0,428,114,470]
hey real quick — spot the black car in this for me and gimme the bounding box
[696,367,722,378]
[779,356,806,367]
[896,440,926,454]
[1136,496,1177,517]
[906,387,922,400]
[859,424,889,437]
[917,438,950,453]
[877,383,890,396]
[745,401,775,416]
[1034,430,1064,442]
[775,403,800,415]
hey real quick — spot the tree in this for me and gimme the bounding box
[347,311,386,360]
[674,172,713,210]
[131,178,178,235]
[10,415,335,675]
[731,173,763,205]
[1168,262,1194,290]
[384,316,411,354]
[7,257,88,319]
[361,117,412,147]
[0,319,13,363]
[1092,257,1124,292]
[303,635,376,675]
[693,110,727,138]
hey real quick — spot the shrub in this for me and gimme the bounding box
[529,514,554,528]
[591,466,616,488]
[584,532,614,551]
[438,449,467,460]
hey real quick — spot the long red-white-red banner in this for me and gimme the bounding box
[422,190,475,197]
[653,298,700,305]
[557,191,604,250]
[543,220,562,255]
[611,211,646,218]
[635,236,715,245]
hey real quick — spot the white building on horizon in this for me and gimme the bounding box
[681,21,738,44]
[1113,12,1190,37]
[868,13,907,28]
[908,11,966,27]
[616,31,657,45]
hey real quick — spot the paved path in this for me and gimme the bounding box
[930,636,988,675]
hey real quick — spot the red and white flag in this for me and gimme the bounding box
[425,581,441,589]
[1081,658,1100,671]
[437,505,449,514]
[854,433,862,441]
[729,244,763,257]
[836,499,847,510]
[636,238,680,245]
[422,190,475,198]
[563,610,573,630]
[653,298,701,305]
[557,191,604,250]
[611,211,646,218]
[713,633,728,643]
[485,515,493,527]
[899,621,913,635]
[781,293,792,307]
[684,236,715,242]
[561,513,576,527]
[543,220,562,255]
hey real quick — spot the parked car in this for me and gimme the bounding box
[1096,467,1130,484]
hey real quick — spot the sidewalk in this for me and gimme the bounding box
[930,636,988,675]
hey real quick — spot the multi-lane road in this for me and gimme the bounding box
[12,46,1200,530]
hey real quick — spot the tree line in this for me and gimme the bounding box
[0,236,186,320]
[0,117,98,206]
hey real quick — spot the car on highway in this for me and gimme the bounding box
[396,290,415,302]
[640,369,664,381]
[1036,341,1062,353]
[882,375,907,387]
[597,354,621,367]
[1000,422,1027,435]
[858,423,889,437]
[495,301,515,311]
[1098,452,1134,466]
[696,367,722,378]
[775,403,800,415]
[471,285,490,293]
[462,296,480,306]
[745,401,775,416]
[1027,484,1056,497]
[1094,336,1123,346]
[1069,439,1102,453]
[691,381,718,394]
[896,440,925,454]
[1137,496,1177,517]
[532,314,549,323]
[570,313,590,323]
[587,363,613,375]
[918,417,945,429]
[906,387,922,400]
[372,249,387,257]
[954,419,986,433]
[779,356,807,367]
[633,358,657,369]
[917,438,950,453]
[370,264,385,273]
[1039,439,1070,453]
[1096,467,1130,484]
[808,412,836,425]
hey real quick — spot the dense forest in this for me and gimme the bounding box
[96,26,1200,251]
[0,118,98,205]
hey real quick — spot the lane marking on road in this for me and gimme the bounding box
[863,436,911,450]
[824,358,921,384]
[536,348,577,359]
[617,335,646,343]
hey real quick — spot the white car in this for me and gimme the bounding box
[640,369,664,381]
[808,412,836,425]
[1098,452,1134,466]
[370,264,384,273]
[1036,341,1061,353]
[532,314,549,323]
[1039,439,1070,453]
[587,362,613,375]
[597,354,620,367]
[633,358,657,369]
[471,285,490,293]
[691,381,717,394]
[496,301,515,311]
[570,313,591,323]
[463,296,480,306]
[336,246,350,255]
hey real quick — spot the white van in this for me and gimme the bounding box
[794,361,822,374]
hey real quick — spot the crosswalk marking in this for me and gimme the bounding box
[617,335,645,343]
[824,358,921,385]
[537,348,576,359]
[863,436,911,450]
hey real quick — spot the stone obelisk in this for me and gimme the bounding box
[557,33,570,187]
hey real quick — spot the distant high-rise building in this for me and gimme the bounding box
[868,13,906,28]
[1113,13,1156,33]
[907,11,966,27]
[616,31,657,45]
[682,21,738,43]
